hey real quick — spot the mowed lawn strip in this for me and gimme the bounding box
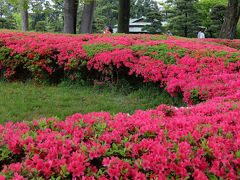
[0,82,185,124]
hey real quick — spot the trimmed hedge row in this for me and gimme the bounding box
[1,31,240,104]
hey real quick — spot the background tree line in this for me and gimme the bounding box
[0,0,239,39]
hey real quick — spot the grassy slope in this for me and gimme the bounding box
[0,82,185,124]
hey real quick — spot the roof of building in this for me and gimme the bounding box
[129,17,151,26]
[114,17,151,28]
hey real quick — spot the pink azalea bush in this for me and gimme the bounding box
[0,30,240,104]
[0,31,240,179]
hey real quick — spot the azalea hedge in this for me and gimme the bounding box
[0,31,240,104]
[0,31,240,179]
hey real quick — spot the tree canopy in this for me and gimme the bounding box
[0,0,239,39]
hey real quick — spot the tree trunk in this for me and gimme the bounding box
[64,0,79,34]
[184,26,188,37]
[79,0,96,34]
[209,30,213,38]
[184,11,188,37]
[118,0,130,33]
[219,0,240,39]
[20,0,28,31]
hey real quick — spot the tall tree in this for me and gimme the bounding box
[118,0,130,33]
[92,0,160,33]
[130,0,159,18]
[28,0,46,30]
[219,0,240,39]
[63,0,79,34]
[46,0,64,32]
[195,0,227,29]
[20,0,28,31]
[0,0,17,29]
[142,11,163,34]
[92,0,118,33]
[79,0,96,33]
[167,0,201,37]
[6,0,29,31]
[208,4,226,38]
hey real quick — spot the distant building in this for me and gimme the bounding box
[113,17,167,34]
[113,17,151,34]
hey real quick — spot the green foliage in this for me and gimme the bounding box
[45,0,64,32]
[129,44,186,64]
[142,11,163,34]
[0,0,163,34]
[93,0,118,31]
[190,88,208,104]
[236,20,240,39]
[0,143,25,175]
[167,0,202,38]
[29,0,47,30]
[207,4,226,38]
[163,0,228,37]
[0,17,16,29]
[92,16,106,33]
[0,0,18,29]
[35,21,45,32]
[0,144,12,163]
[0,46,15,78]
[92,0,161,33]
[214,51,240,64]
[160,0,174,25]
[195,0,227,14]
[82,43,116,58]
[194,0,228,37]
[197,0,227,7]
[6,0,29,10]
[3,0,64,32]
[13,12,21,29]
[82,41,186,65]
[130,0,159,18]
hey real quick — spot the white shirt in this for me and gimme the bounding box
[198,31,205,38]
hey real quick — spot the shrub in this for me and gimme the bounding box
[1,31,240,179]
[35,21,46,32]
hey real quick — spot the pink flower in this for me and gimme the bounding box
[10,173,27,180]
[133,172,146,180]
[0,175,6,180]
[193,168,208,180]
[9,163,23,172]
[0,30,240,179]
[1,166,8,173]
[102,157,111,167]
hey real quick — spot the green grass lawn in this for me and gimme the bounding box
[0,81,186,124]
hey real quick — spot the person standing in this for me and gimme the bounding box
[198,27,206,38]
[166,30,173,36]
[104,25,113,34]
